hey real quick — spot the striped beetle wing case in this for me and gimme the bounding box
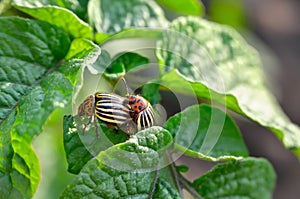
[136,103,155,131]
[94,92,131,125]
[77,92,155,135]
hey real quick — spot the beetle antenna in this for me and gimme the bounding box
[121,77,130,96]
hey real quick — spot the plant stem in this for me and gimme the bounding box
[166,151,183,197]
[149,167,159,199]
[177,173,204,199]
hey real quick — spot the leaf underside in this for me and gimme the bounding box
[164,104,249,161]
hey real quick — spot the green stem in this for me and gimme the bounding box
[166,151,183,197]
[149,167,159,199]
[177,173,204,199]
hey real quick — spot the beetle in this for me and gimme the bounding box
[77,78,155,135]
[77,92,133,135]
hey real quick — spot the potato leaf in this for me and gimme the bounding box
[165,104,248,161]
[157,16,300,155]
[0,17,99,197]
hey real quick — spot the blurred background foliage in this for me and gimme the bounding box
[176,1,300,199]
[16,0,299,198]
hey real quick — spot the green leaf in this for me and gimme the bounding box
[12,0,88,20]
[175,165,189,173]
[119,52,149,72]
[63,115,128,174]
[0,0,12,15]
[0,17,99,197]
[153,178,182,199]
[208,0,247,29]
[63,115,93,174]
[88,0,168,34]
[0,17,70,198]
[94,27,163,44]
[99,126,173,172]
[165,104,248,161]
[94,32,110,44]
[156,16,300,153]
[192,158,276,199]
[89,50,150,80]
[13,4,92,39]
[142,82,161,105]
[105,61,125,79]
[61,127,181,198]
[104,52,149,80]
[104,28,163,42]
[65,39,97,60]
[156,0,204,16]
[90,49,112,74]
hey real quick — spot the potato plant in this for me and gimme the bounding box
[0,0,299,198]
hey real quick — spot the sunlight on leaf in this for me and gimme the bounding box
[157,16,300,153]
[13,4,92,39]
[88,0,168,34]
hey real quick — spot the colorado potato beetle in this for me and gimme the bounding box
[77,78,155,135]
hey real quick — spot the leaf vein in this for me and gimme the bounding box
[0,60,63,126]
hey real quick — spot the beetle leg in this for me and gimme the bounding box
[93,116,99,138]
[82,116,92,134]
